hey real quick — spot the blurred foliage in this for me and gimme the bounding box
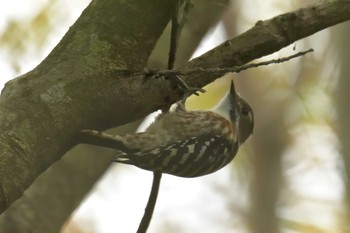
[1,3,49,73]
[0,0,71,75]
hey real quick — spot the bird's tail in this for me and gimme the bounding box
[79,129,132,152]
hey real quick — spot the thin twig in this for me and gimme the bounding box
[137,1,183,233]
[167,0,180,70]
[136,172,163,233]
[151,48,314,77]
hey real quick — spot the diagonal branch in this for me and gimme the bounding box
[0,0,178,215]
[0,1,231,231]
[182,1,350,87]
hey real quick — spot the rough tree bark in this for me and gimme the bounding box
[0,1,231,232]
[0,0,178,215]
[0,0,349,231]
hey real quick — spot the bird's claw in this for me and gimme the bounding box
[174,75,206,102]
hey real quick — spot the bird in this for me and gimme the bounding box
[80,80,254,178]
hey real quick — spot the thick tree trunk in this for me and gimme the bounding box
[0,1,231,231]
[0,0,178,215]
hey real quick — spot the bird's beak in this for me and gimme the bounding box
[230,80,237,97]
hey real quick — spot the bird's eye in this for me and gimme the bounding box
[241,106,250,116]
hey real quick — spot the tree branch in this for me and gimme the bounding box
[137,172,162,233]
[0,0,178,214]
[0,1,231,231]
[182,1,350,87]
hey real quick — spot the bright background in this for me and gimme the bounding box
[0,1,349,233]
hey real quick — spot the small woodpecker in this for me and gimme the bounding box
[81,80,254,178]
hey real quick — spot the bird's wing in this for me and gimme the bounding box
[114,134,237,177]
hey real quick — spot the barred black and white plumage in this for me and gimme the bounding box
[115,134,238,177]
[80,80,253,177]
